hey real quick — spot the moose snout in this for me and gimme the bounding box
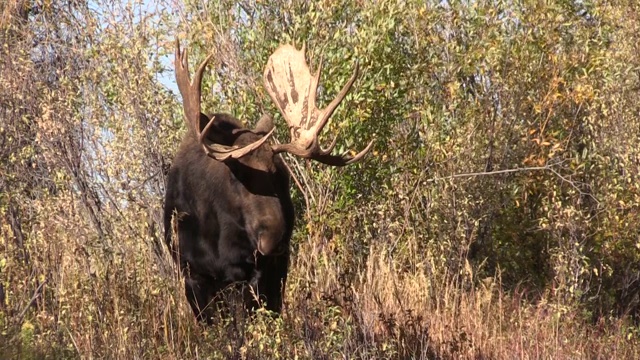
[256,227,285,256]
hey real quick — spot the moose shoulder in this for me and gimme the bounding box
[164,39,373,322]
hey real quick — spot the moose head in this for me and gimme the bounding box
[174,39,373,164]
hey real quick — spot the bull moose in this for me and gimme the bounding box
[163,39,373,322]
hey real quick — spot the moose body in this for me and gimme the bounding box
[164,114,294,320]
[164,39,372,322]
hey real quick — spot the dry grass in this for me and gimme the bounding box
[1,189,639,359]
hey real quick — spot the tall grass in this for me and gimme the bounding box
[2,211,638,359]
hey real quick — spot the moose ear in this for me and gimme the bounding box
[254,113,275,135]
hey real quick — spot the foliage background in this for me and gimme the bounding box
[1,0,639,358]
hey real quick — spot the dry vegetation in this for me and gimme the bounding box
[2,0,640,359]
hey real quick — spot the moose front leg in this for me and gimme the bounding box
[183,272,219,324]
[252,253,289,314]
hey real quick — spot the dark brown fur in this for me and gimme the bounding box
[163,113,294,322]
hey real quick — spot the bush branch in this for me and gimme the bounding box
[426,164,599,204]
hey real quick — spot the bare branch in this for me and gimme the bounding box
[425,166,550,182]
[16,279,46,323]
[280,155,310,213]
[426,164,599,204]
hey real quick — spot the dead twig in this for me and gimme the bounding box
[425,163,599,204]
[16,279,47,324]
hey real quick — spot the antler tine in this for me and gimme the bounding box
[320,133,340,155]
[319,139,375,166]
[278,138,374,167]
[192,52,213,93]
[199,117,275,161]
[343,139,375,164]
[174,38,191,105]
[174,38,212,138]
[315,61,359,135]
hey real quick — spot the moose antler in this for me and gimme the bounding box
[263,45,374,166]
[175,39,273,161]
